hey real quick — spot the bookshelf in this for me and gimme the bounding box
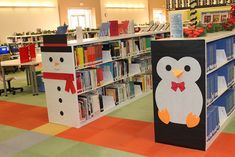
[166,0,235,11]
[6,30,100,48]
[152,31,235,150]
[40,30,169,128]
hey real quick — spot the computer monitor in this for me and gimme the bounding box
[9,44,19,54]
[0,46,10,55]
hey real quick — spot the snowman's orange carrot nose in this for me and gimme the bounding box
[172,69,183,78]
[54,62,59,66]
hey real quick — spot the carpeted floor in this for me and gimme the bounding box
[0,71,235,157]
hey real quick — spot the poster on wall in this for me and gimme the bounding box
[201,11,229,24]
[151,40,206,150]
[213,14,221,23]
[203,14,212,24]
[169,13,183,38]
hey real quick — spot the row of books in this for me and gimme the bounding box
[76,60,135,93]
[207,42,217,72]
[78,92,101,121]
[207,62,234,103]
[77,77,153,121]
[216,37,234,60]
[167,0,234,10]
[218,62,234,86]
[214,88,235,115]
[132,55,152,73]
[207,72,218,104]
[75,45,102,67]
[99,20,134,37]
[207,37,234,72]
[207,105,220,142]
[75,37,152,68]
[133,75,152,93]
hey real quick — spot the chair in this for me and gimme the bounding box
[0,76,23,96]
[0,55,23,96]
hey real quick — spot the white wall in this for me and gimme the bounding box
[100,0,149,25]
[0,0,60,43]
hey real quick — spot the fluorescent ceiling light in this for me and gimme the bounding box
[105,4,145,9]
[0,2,55,8]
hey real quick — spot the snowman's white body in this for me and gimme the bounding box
[155,56,203,125]
[155,80,203,124]
[42,51,79,127]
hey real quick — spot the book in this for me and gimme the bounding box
[19,46,31,63]
[76,72,83,93]
[109,20,119,36]
[105,88,118,104]
[75,47,84,67]
[96,67,104,86]
[99,22,110,37]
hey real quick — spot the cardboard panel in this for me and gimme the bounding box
[151,40,206,150]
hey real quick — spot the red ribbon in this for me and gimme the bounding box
[43,72,76,94]
[171,82,185,92]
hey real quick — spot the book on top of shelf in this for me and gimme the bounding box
[99,22,110,37]
[122,20,129,34]
[109,20,119,37]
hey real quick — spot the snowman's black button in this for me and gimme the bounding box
[60,111,64,116]
[49,57,53,62]
[57,86,61,91]
[59,98,63,103]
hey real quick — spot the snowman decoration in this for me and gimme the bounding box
[155,56,203,128]
[41,49,77,125]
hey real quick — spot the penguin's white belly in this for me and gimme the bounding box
[155,81,203,124]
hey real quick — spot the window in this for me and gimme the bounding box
[68,9,96,29]
[153,9,166,24]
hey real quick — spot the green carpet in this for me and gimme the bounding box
[108,94,154,122]
[0,125,26,142]
[13,137,143,157]
[0,71,46,107]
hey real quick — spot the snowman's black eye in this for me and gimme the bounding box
[184,65,191,72]
[49,57,53,62]
[166,65,171,71]
[60,57,64,62]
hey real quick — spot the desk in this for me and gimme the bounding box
[0,54,42,96]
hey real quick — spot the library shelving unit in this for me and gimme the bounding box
[41,30,169,128]
[6,31,99,47]
[151,31,235,150]
[166,0,235,11]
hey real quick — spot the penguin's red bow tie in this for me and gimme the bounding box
[171,82,185,92]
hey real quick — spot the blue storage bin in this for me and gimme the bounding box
[36,74,45,92]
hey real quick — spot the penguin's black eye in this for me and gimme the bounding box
[184,65,191,72]
[49,57,53,62]
[60,57,64,62]
[166,65,172,71]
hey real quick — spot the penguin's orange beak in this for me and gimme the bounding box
[172,69,184,78]
[54,62,59,66]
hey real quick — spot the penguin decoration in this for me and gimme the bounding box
[155,56,203,128]
[152,40,206,150]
